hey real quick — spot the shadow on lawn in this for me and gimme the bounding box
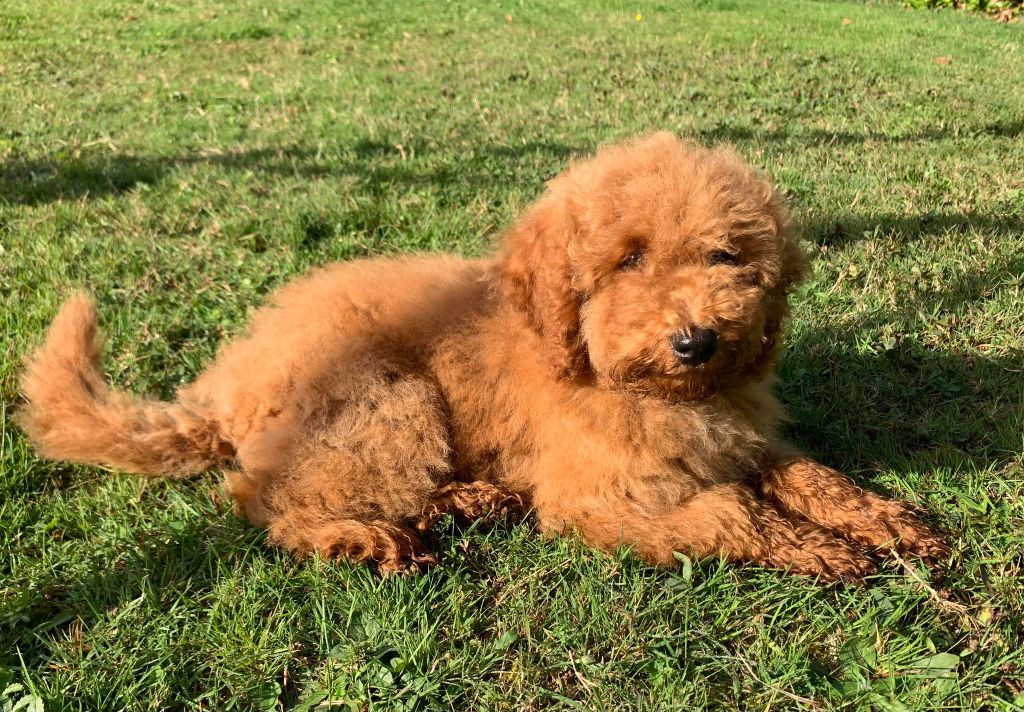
[780,335,1023,476]
[5,135,1023,257]
[3,122,1023,215]
[697,119,1024,146]
[0,139,585,207]
[803,210,1024,249]
[779,249,1024,478]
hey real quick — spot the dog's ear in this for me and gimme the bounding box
[498,196,587,378]
[756,202,809,373]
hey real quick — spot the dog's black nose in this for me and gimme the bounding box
[670,328,718,366]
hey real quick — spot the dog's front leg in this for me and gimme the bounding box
[535,483,875,582]
[759,454,949,563]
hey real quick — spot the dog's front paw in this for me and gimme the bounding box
[765,522,877,583]
[785,543,877,584]
[847,502,949,565]
[888,513,950,564]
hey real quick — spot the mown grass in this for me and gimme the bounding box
[1,0,1022,709]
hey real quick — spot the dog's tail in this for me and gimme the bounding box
[18,293,232,477]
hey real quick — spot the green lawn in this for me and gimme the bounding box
[2,0,1023,709]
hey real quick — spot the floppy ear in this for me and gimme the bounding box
[755,202,809,374]
[498,196,588,378]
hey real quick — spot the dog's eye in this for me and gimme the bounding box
[617,250,645,270]
[709,250,741,266]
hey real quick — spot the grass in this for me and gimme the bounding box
[1,0,1022,709]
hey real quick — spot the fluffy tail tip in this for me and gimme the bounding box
[18,293,230,477]
[17,292,108,454]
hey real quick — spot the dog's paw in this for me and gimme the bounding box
[334,523,438,575]
[416,481,525,532]
[764,519,877,584]
[845,502,949,565]
[822,548,878,583]
[786,544,877,584]
[890,516,950,565]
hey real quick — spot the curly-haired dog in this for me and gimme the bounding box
[20,132,947,580]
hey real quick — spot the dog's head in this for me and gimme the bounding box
[499,132,807,400]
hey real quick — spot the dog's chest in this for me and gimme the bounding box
[524,385,780,494]
[621,391,771,481]
[657,400,772,487]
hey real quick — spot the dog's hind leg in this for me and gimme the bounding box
[228,364,454,573]
[760,455,948,563]
[268,515,437,574]
[414,481,525,533]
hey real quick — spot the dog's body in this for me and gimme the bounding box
[20,134,946,578]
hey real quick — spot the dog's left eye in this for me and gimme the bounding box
[709,250,741,266]
[618,250,645,270]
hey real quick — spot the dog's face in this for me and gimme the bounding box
[500,132,806,401]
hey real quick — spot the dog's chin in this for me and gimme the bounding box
[657,370,724,402]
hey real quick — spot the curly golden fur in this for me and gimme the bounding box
[19,133,946,579]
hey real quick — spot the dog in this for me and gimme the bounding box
[19,132,947,579]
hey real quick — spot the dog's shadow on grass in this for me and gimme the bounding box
[779,338,1023,476]
[778,246,1024,480]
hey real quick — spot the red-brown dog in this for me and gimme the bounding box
[20,133,946,579]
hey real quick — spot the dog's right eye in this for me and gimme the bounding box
[617,250,645,270]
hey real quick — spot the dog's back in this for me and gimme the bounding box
[19,255,489,478]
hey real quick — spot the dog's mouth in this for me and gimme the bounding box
[605,343,725,395]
